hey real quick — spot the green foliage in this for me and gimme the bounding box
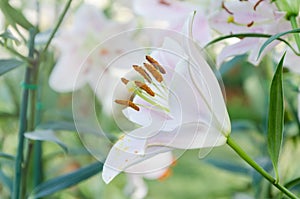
[0,169,12,192]
[267,53,285,180]
[0,59,24,76]
[29,162,103,198]
[0,0,33,30]
[258,28,300,59]
[25,130,68,153]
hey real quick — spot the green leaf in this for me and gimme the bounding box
[25,130,68,152]
[258,28,300,59]
[29,162,103,198]
[37,121,77,132]
[0,169,12,192]
[0,59,24,76]
[0,152,15,161]
[285,177,300,189]
[0,30,19,42]
[0,0,34,30]
[267,53,285,181]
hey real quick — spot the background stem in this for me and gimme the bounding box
[290,16,300,52]
[12,29,36,199]
[43,0,73,53]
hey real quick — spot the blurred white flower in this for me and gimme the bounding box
[133,0,212,46]
[49,4,139,113]
[210,0,290,66]
[124,152,174,199]
[102,35,230,183]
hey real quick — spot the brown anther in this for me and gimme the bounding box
[143,62,163,83]
[134,81,155,97]
[247,21,254,27]
[132,65,152,83]
[121,77,129,85]
[253,0,263,11]
[222,2,233,15]
[159,0,171,6]
[115,99,140,111]
[146,55,166,74]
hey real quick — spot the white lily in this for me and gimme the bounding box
[123,151,174,199]
[209,0,290,66]
[49,4,140,113]
[133,0,212,46]
[102,34,231,183]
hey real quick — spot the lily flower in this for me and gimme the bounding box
[48,4,140,112]
[209,0,290,66]
[123,151,174,199]
[102,36,231,183]
[133,0,212,46]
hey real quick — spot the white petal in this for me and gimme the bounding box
[148,122,226,149]
[133,0,193,21]
[217,39,256,66]
[49,56,87,92]
[183,32,231,135]
[284,48,300,74]
[168,60,207,124]
[102,135,170,183]
[124,175,148,199]
[127,151,173,178]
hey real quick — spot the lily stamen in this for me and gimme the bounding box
[132,65,152,83]
[134,81,155,97]
[145,55,166,74]
[115,99,140,111]
[134,89,170,112]
[121,77,129,85]
[143,62,163,83]
[115,55,171,113]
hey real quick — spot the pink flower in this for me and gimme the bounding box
[210,0,290,66]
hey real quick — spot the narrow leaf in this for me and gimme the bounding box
[285,177,300,189]
[0,169,13,192]
[0,0,33,30]
[267,53,285,180]
[0,152,15,161]
[25,130,68,152]
[0,30,19,42]
[258,28,300,59]
[29,162,103,198]
[0,59,24,75]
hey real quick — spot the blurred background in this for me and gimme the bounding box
[0,0,300,199]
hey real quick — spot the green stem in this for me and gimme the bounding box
[226,136,299,199]
[290,16,300,52]
[21,52,40,198]
[12,29,36,199]
[33,141,43,188]
[204,33,300,56]
[42,0,72,53]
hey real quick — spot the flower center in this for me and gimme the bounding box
[115,55,170,113]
